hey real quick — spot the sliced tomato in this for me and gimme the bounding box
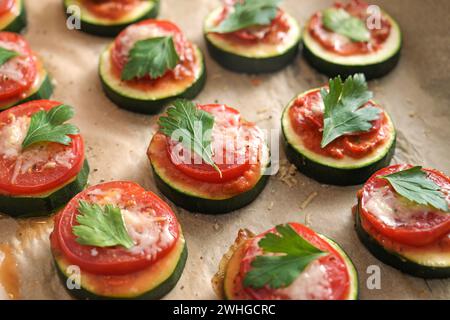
[52,181,180,275]
[0,0,13,16]
[359,164,450,246]
[82,0,140,20]
[308,0,392,56]
[111,19,187,73]
[289,89,389,159]
[166,104,259,183]
[0,32,38,101]
[0,100,85,196]
[235,223,350,300]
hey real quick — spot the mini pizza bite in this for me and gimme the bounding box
[51,181,187,299]
[147,99,270,214]
[63,0,160,37]
[0,32,53,110]
[0,0,26,33]
[213,223,358,300]
[0,100,89,217]
[302,0,402,79]
[281,73,396,185]
[99,19,206,114]
[355,164,450,278]
[204,0,301,73]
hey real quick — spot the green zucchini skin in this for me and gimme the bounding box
[355,207,450,279]
[0,160,89,217]
[205,35,300,74]
[152,164,270,214]
[100,60,206,115]
[2,1,27,33]
[63,0,160,38]
[282,135,396,186]
[0,74,54,111]
[303,43,402,80]
[54,244,188,300]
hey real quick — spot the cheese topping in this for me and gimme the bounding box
[365,185,450,228]
[0,114,76,183]
[278,260,333,300]
[86,188,176,259]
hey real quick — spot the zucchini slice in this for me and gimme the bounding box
[355,206,450,279]
[220,225,358,300]
[0,160,89,217]
[63,0,160,37]
[99,45,206,114]
[0,0,27,33]
[302,12,402,80]
[204,7,301,73]
[0,59,54,111]
[281,89,396,186]
[53,237,187,300]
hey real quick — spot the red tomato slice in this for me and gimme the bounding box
[82,0,140,20]
[235,223,350,300]
[111,19,187,73]
[0,100,85,196]
[52,181,180,275]
[0,32,37,100]
[359,164,450,246]
[166,104,258,183]
[289,89,388,160]
[0,0,13,16]
[308,0,392,56]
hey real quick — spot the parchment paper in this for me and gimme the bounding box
[0,0,448,300]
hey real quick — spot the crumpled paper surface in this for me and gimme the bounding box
[0,0,449,300]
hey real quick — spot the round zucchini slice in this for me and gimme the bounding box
[0,0,27,33]
[302,12,402,80]
[63,0,160,37]
[99,45,206,114]
[218,224,358,300]
[204,7,301,74]
[355,206,450,279]
[0,160,89,217]
[53,237,187,300]
[281,89,396,186]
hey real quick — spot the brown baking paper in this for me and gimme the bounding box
[0,0,449,300]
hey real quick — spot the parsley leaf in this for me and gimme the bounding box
[381,166,449,212]
[0,46,19,66]
[121,36,180,81]
[210,0,281,33]
[321,73,380,148]
[243,224,328,289]
[158,99,222,176]
[73,200,135,249]
[323,8,371,42]
[21,104,80,149]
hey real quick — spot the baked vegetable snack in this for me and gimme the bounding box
[213,223,358,300]
[51,181,187,300]
[0,100,89,217]
[281,73,396,186]
[303,0,402,79]
[0,0,26,33]
[99,19,206,114]
[147,99,270,214]
[0,32,53,111]
[204,0,301,73]
[63,0,159,37]
[355,164,450,278]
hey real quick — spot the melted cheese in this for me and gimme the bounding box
[0,114,76,183]
[278,260,333,300]
[86,188,176,259]
[365,185,450,228]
